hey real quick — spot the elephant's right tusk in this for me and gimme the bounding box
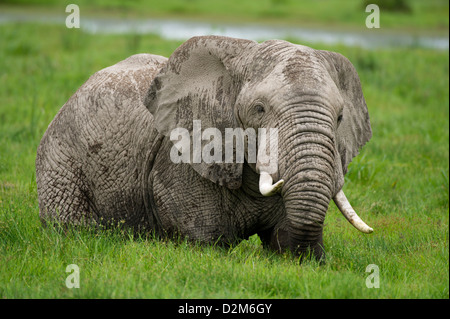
[333,190,373,234]
[259,171,284,196]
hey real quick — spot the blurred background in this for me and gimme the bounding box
[0,0,448,48]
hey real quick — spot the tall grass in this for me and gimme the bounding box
[0,23,448,298]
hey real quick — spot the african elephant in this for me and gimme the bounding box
[36,36,373,261]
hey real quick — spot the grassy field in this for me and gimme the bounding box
[0,10,449,299]
[2,0,449,34]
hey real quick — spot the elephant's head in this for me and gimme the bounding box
[145,36,373,260]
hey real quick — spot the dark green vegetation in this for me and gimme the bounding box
[0,0,448,298]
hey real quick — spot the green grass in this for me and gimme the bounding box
[2,0,449,34]
[0,21,448,299]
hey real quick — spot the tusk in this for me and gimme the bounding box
[259,171,284,196]
[333,190,373,234]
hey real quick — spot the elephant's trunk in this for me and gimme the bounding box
[278,116,337,260]
[256,105,373,259]
[282,165,333,260]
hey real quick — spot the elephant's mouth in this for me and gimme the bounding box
[258,171,373,234]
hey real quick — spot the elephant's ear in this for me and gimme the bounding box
[144,36,257,189]
[317,50,372,175]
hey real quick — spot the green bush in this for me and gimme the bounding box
[362,0,412,13]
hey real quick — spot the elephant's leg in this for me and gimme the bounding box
[36,163,98,227]
[257,224,290,253]
[258,222,324,261]
[256,228,273,249]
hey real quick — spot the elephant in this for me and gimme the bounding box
[36,35,373,261]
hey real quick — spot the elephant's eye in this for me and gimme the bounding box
[337,114,343,123]
[255,104,265,114]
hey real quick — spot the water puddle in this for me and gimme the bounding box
[1,12,448,50]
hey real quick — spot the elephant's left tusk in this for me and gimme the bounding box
[333,190,373,234]
[259,171,284,196]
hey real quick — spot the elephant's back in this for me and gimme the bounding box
[36,54,167,226]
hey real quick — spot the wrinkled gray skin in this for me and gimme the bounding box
[36,36,371,260]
